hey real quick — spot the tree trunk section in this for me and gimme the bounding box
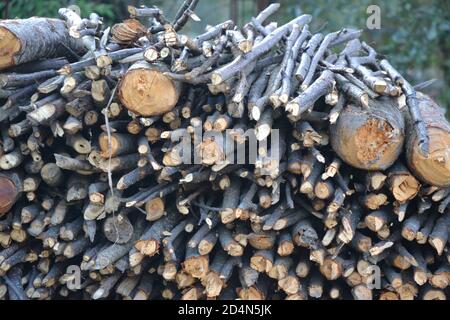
[330,97,405,170]
[0,18,83,70]
[118,61,182,116]
[405,92,450,187]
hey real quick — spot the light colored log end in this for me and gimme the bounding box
[0,27,21,70]
[119,64,181,116]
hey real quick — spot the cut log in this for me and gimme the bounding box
[405,93,450,187]
[330,97,405,170]
[0,1,447,302]
[0,175,20,215]
[0,18,83,70]
[118,62,182,116]
[387,162,420,203]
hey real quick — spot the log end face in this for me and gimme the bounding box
[408,127,450,187]
[320,259,342,280]
[353,118,403,170]
[202,272,223,298]
[278,276,299,295]
[390,174,420,203]
[278,242,294,256]
[210,73,223,86]
[119,67,180,116]
[103,217,133,244]
[134,239,160,256]
[182,255,209,279]
[98,133,122,158]
[145,198,165,221]
[0,27,21,70]
[238,40,253,54]
[406,93,450,187]
[422,289,446,300]
[237,286,265,300]
[331,105,404,171]
[198,138,224,166]
[0,176,18,214]
[352,285,373,300]
[250,255,273,273]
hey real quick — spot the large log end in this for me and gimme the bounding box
[119,62,181,116]
[0,27,21,70]
[406,93,450,187]
[0,176,18,214]
[331,99,405,171]
[0,18,84,70]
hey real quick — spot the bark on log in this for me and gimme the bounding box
[405,93,450,187]
[0,18,83,70]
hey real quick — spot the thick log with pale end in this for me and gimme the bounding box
[405,92,450,187]
[0,174,20,215]
[118,61,182,116]
[0,18,83,70]
[330,97,405,170]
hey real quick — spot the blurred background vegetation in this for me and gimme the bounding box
[1,0,448,115]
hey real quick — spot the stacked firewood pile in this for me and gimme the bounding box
[0,1,449,300]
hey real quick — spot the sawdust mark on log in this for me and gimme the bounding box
[355,118,394,165]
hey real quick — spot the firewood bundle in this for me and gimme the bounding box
[0,1,449,300]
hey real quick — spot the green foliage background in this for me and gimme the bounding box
[1,0,448,115]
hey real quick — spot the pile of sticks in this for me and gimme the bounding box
[0,1,449,300]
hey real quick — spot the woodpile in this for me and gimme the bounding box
[0,1,449,300]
